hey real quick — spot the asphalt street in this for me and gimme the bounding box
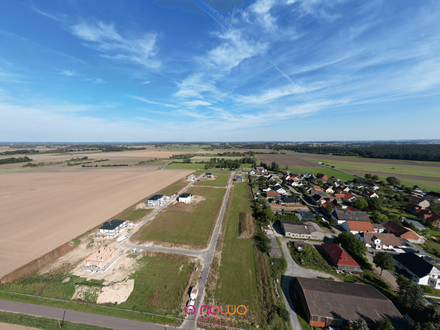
[0,299,179,330]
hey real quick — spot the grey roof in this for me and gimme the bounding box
[295,210,315,220]
[393,252,437,278]
[146,194,166,201]
[362,232,402,247]
[282,196,300,203]
[99,219,124,230]
[333,209,370,222]
[296,277,407,329]
[280,220,323,235]
[179,193,193,198]
[403,219,427,231]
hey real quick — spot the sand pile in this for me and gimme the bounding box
[96,279,135,304]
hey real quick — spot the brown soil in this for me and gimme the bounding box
[237,212,255,239]
[0,323,40,330]
[0,169,192,279]
[255,154,320,167]
[340,169,440,182]
[290,152,440,167]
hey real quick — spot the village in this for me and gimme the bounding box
[249,165,440,329]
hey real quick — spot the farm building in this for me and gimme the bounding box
[83,247,122,273]
[321,243,362,274]
[177,193,193,204]
[294,277,406,329]
[280,220,325,240]
[145,194,169,207]
[99,220,127,238]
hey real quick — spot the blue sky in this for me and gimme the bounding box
[0,0,440,142]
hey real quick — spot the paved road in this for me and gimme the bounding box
[365,251,398,289]
[0,299,179,330]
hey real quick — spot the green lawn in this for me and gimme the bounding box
[165,163,208,169]
[215,183,260,311]
[289,243,338,277]
[135,187,225,247]
[156,177,191,196]
[0,311,113,330]
[120,209,152,221]
[193,172,230,187]
[286,167,356,182]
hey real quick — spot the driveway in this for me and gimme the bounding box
[365,251,398,289]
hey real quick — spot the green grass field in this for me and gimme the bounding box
[0,311,113,330]
[165,163,207,169]
[120,209,152,221]
[193,172,230,187]
[135,187,225,247]
[308,158,440,179]
[287,166,356,182]
[215,183,260,311]
[156,177,191,196]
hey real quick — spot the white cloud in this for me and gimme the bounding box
[70,21,159,69]
[173,74,224,99]
[181,100,211,106]
[60,70,75,76]
[131,96,176,108]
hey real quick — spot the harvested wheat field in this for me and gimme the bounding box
[0,323,39,330]
[0,169,192,279]
[255,153,319,167]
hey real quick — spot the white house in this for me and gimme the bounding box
[177,193,193,204]
[187,174,196,181]
[204,173,214,178]
[363,190,379,198]
[357,232,401,250]
[273,185,287,195]
[393,253,440,288]
[322,186,335,194]
[99,220,127,238]
[145,194,169,207]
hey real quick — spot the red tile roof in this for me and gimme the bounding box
[266,191,280,197]
[346,206,358,211]
[321,244,360,268]
[345,221,375,232]
[342,193,356,200]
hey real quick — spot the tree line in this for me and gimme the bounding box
[0,156,32,165]
[276,144,440,161]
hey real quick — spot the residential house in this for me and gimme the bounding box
[342,193,357,202]
[321,243,362,274]
[308,194,322,205]
[382,220,424,243]
[327,179,340,187]
[266,191,280,200]
[288,177,303,186]
[310,185,322,193]
[346,206,358,212]
[342,221,375,234]
[187,174,196,181]
[204,172,214,178]
[393,253,440,288]
[322,185,335,194]
[426,215,440,229]
[349,183,364,190]
[337,185,350,193]
[303,172,314,179]
[177,193,193,204]
[331,209,370,225]
[403,219,427,231]
[145,194,169,207]
[281,195,301,205]
[280,220,325,240]
[357,232,401,250]
[363,190,379,198]
[405,195,430,208]
[273,184,287,195]
[316,173,328,182]
[363,182,379,191]
[256,167,267,174]
[294,277,407,329]
[373,223,386,233]
[405,203,422,215]
[99,220,127,239]
[295,210,316,221]
[235,175,243,182]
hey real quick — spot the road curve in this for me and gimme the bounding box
[0,299,179,330]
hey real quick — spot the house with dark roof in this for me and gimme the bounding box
[394,253,440,288]
[295,210,316,221]
[281,195,301,205]
[294,277,407,329]
[404,195,430,208]
[99,220,126,238]
[280,220,325,240]
[405,203,422,215]
[382,220,424,243]
[145,194,169,207]
[321,243,362,274]
[331,209,370,225]
[316,173,328,181]
[177,193,193,204]
[357,232,401,250]
[362,190,379,198]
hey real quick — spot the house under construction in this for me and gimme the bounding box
[82,247,122,273]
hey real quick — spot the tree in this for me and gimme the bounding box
[371,211,388,224]
[386,176,400,186]
[365,173,372,180]
[334,232,367,259]
[352,198,368,211]
[375,317,394,330]
[329,217,337,227]
[373,252,395,275]
[429,200,440,214]
[397,275,425,309]
[352,318,370,330]
[372,175,379,181]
